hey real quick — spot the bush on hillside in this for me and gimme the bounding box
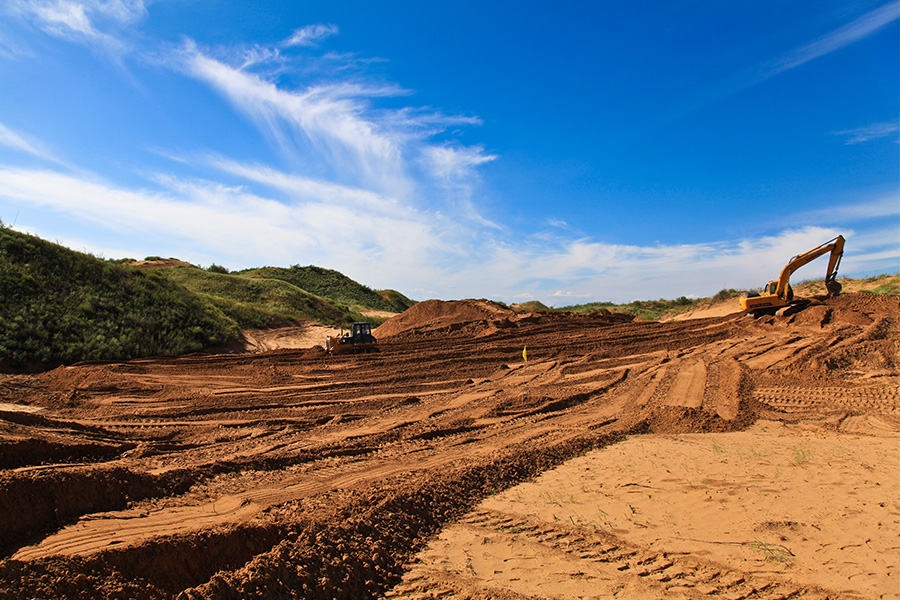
[160,266,374,329]
[0,228,239,367]
[207,264,229,274]
[240,265,415,313]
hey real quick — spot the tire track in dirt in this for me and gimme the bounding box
[0,294,897,598]
[389,508,833,600]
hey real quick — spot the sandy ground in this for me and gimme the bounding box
[239,323,343,352]
[668,302,743,321]
[0,293,897,599]
[399,420,898,599]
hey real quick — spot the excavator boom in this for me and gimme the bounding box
[775,235,844,298]
[740,235,845,314]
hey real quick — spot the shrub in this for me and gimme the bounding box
[0,229,238,367]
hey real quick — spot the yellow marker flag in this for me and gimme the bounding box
[522,345,528,362]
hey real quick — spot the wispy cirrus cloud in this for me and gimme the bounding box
[762,1,899,79]
[675,2,899,121]
[835,121,900,145]
[0,121,71,167]
[422,144,499,228]
[181,45,408,195]
[789,194,900,224]
[176,38,494,224]
[283,24,339,48]
[5,0,146,56]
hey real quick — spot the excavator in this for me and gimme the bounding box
[325,322,379,354]
[740,235,845,316]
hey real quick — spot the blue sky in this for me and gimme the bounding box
[0,1,897,304]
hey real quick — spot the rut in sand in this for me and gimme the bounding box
[0,295,897,599]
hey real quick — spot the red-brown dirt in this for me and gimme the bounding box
[0,293,897,599]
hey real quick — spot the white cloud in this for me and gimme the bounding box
[7,0,146,56]
[677,3,900,119]
[0,122,48,157]
[764,2,899,78]
[283,24,339,48]
[791,195,900,224]
[0,121,70,167]
[423,144,497,181]
[181,44,409,196]
[2,164,895,303]
[835,121,900,145]
[177,40,493,221]
[207,156,414,220]
[0,165,451,288]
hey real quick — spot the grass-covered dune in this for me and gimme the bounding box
[236,265,416,315]
[0,225,239,368]
[0,224,419,368]
[161,265,376,330]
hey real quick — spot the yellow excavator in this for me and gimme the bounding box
[740,235,845,315]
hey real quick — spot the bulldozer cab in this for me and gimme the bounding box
[350,322,372,339]
[326,322,378,354]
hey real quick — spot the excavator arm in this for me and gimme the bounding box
[775,235,845,299]
[739,235,845,313]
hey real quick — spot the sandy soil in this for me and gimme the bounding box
[239,323,343,352]
[668,302,743,321]
[0,293,897,599]
[400,421,897,599]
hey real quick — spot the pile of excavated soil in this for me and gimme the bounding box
[374,298,634,339]
[0,292,897,599]
[374,299,517,338]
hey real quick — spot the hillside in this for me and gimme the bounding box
[557,295,697,321]
[0,227,419,368]
[238,265,416,313]
[0,226,238,368]
[159,265,371,330]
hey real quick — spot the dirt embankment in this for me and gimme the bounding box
[0,292,896,599]
[375,298,633,339]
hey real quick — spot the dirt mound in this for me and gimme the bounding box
[125,258,194,269]
[510,301,550,312]
[374,299,516,338]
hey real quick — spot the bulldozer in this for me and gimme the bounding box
[740,235,845,316]
[325,322,379,355]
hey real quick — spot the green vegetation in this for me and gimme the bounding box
[238,265,415,313]
[376,288,418,312]
[750,539,793,564]
[859,278,900,294]
[0,225,238,367]
[711,288,742,302]
[558,295,696,321]
[0,226,418,367]
[160,266,374,329]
